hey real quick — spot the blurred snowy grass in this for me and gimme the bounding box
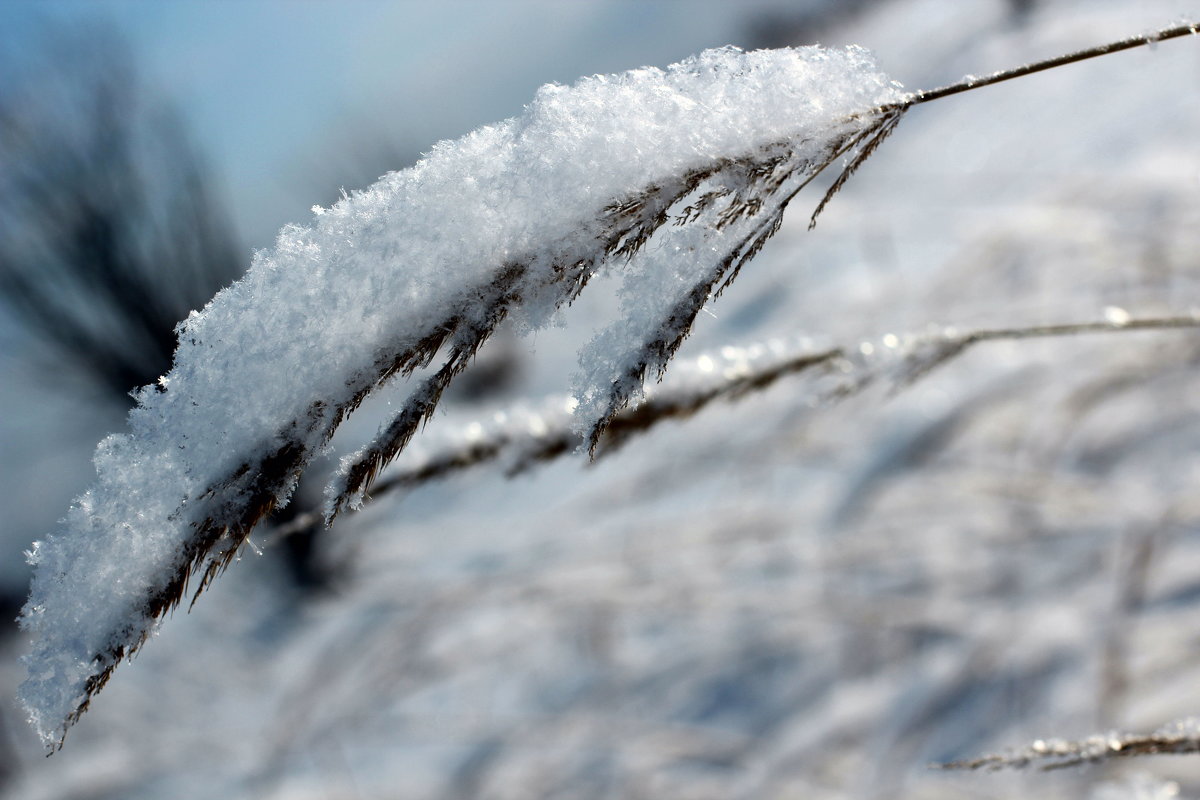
[3,0,1200,797]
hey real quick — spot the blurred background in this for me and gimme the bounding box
[1,1,1198,797]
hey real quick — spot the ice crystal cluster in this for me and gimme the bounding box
[19,44,902,746]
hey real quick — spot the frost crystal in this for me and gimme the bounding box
[19,44,902,747]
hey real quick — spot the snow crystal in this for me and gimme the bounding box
[19,43,902,746]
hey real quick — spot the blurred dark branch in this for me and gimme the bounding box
[0,25,242,402]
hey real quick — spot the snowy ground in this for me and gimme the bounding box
[2,0,1200,797]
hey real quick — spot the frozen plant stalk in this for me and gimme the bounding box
[19,44,903,747]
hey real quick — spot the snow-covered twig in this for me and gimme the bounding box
[894,314,1200,387]
[269,313,1200,538]
[937,718,1200,771]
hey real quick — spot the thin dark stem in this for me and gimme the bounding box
[904,22,1198,107]
[811,23,1197,230]
[895,315,1200,387]
[956,316,1200,344]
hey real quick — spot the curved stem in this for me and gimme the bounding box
[906,22,1199,107]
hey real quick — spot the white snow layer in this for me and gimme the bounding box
[18,44,902,746]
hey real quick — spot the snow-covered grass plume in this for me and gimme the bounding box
[19,45,903,747]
